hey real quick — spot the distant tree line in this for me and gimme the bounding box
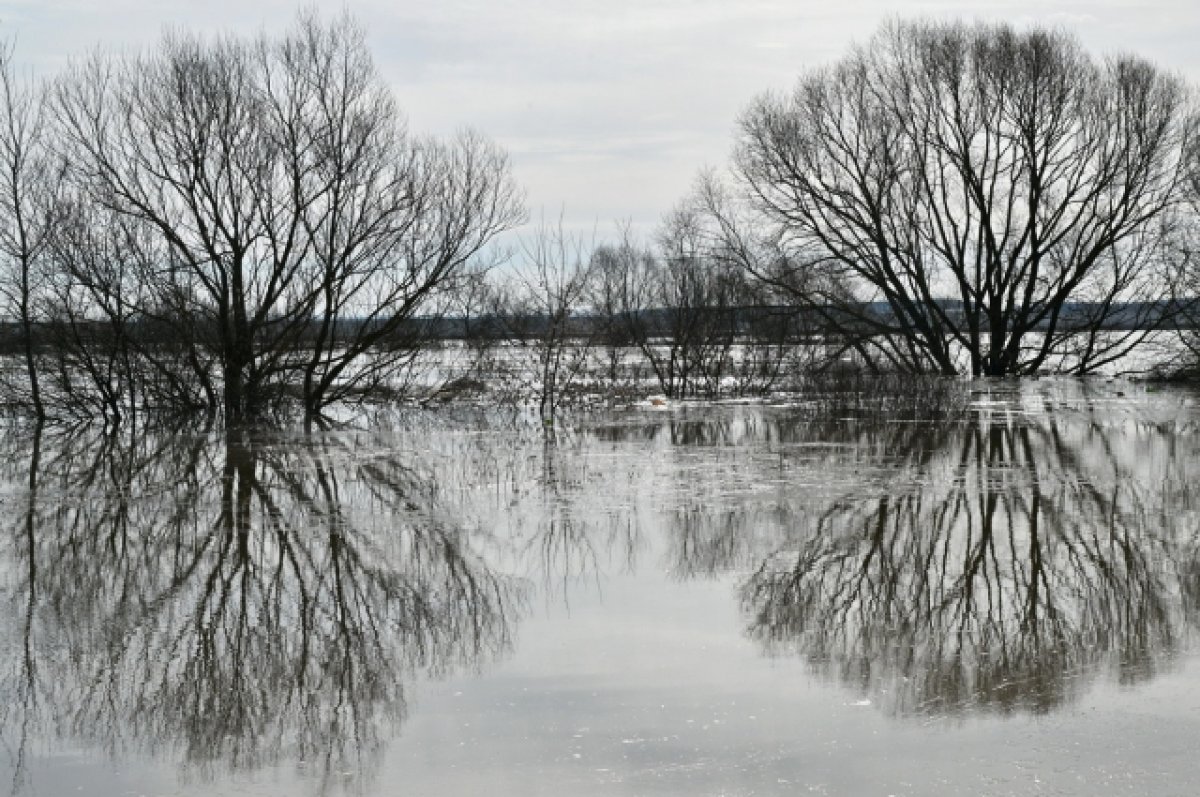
[1,15,1198,426]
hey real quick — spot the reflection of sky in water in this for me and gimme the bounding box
[2,379,1200,795]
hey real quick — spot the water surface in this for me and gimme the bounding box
[2,380,1199,795]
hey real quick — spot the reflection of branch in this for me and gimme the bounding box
[0,424,522,789]
[656,408,966,581]
[495,433,644,607]
[741,415,1198,717]
[0,426,42,797]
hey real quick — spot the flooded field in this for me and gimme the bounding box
[2,379,1199,796]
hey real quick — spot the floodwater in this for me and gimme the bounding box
[1,379,1199,796]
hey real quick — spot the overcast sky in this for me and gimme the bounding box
[2,0,1198,243]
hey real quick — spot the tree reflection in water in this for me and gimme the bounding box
[0,423,521,790]
[740,399,1200,717]
[1,386,1198,793]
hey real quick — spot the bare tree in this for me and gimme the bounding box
[587,240,636,388]
[587,235,658,392]
[54,32,289,421]
[692,174,880,373]
[735,20,1198,376]
[51,13,521,423]
[267,16,522,416]
[606,208,744,398]
[667,180,849,392]
[656,205,743,396]
[583,220,736,400]
[1165,140,1200,377]
[0,42,60,419]
[493,217,596,422]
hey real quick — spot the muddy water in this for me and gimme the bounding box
[2,379,1198,796]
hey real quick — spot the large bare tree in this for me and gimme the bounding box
[50,13,521,422]
[265,18,522,416]
[735,21,1198,376]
